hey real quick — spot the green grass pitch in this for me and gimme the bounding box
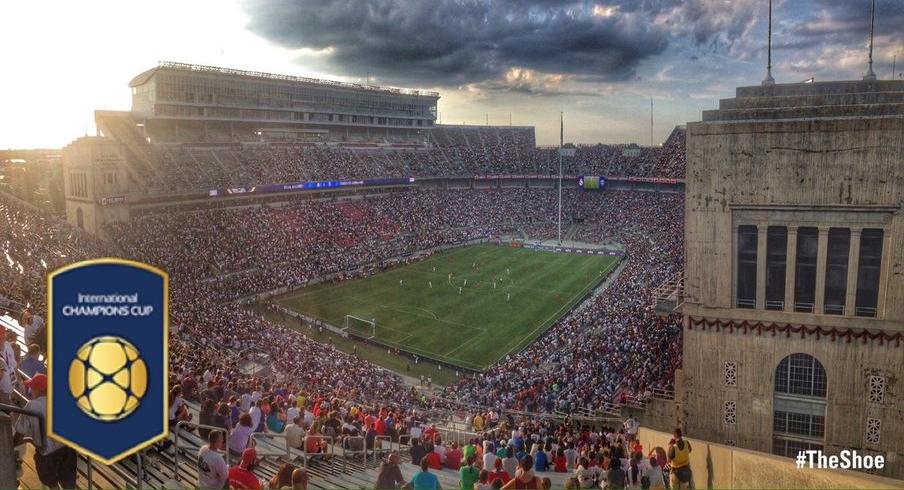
[275,243,619,370]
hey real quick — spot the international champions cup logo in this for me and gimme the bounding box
[68,336,148,421]
[48,259,168,465]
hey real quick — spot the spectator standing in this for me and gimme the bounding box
[667,429,693,489]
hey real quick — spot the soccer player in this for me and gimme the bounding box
[506,293,511,302]
[400,279,404,287]
[429,281,433,288]
[459,287,462,295]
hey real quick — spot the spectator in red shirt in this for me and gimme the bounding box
[488,458,510,484]
[553,448,567,472]
[228,447,261,490]
[445,442,463,470]
[425,444,443,470]
[423,425,437,443]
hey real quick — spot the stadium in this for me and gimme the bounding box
[1,19,902,490]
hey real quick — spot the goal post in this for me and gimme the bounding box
[343,315,376,339]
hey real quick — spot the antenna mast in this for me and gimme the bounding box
[763,0,775,85]
[864,0,877,80]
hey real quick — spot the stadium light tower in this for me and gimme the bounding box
[557,112,576,245]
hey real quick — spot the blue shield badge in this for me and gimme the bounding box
[48,258,168,465]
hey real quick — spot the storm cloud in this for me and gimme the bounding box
[242,0,676,86]
[241,0,902,93]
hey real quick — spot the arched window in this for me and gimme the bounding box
[774,353,827,397]
[773,353,827,457]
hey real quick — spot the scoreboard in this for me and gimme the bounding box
[578,176,606,190]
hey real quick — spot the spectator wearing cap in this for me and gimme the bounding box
[14,374,78,489]
[228,447,261,489]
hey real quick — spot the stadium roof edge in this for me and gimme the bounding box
[434,123,534,130]
[128,61,441,99]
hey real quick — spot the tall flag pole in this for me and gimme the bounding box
[558,112,563,245]
[864,0,877,80]
[650,97,654,147]
[763,0,775,85]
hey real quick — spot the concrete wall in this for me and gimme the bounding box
[682,80,904,481]
[636,426,902,489]
[681,326,903,477]
[684,116,904,326]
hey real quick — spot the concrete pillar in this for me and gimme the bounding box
[731,224,739,308]
[784,226,797,312]
[814,227,829,314]
[756,225,767,309]
[844,229,861,316]
[876,231,892,318]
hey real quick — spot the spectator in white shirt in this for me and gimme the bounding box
[250,400,265,432]
[285,416,305,450]
[197,431,229,490]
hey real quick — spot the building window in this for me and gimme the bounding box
[868,376,886,404]
[736,225,758,309]
[865,418,881,446]
[773,411,824,438]
[794,227,818,312]
[724,401,737,426]
[823,228,850,315]
[775,353,827,397]
[765,226,787,310]
[773,353,827,458]
[772,438,823,458]
[855,229,884,317]
[724,361,738,387]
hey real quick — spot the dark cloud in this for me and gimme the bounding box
[242,0,673,87]
[241,0,903,94]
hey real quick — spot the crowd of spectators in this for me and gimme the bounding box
[400,414,693,489]
[2,186,683,419]
[0,194,109,313]
[444,191,684,414]
[142,126,686,193]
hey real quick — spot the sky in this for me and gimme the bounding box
[1,0,901,149]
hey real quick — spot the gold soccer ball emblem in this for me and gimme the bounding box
[68,336,148,421]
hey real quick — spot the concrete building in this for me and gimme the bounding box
[681,79,904,479]
[61,136,130,236]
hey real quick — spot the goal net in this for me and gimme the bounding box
[342,315,376,339]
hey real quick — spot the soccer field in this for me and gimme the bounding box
[276,243,619,370]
